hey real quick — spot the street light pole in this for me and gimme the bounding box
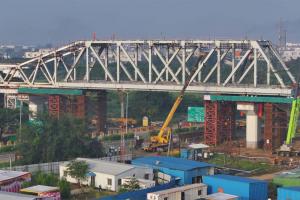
[19,101,23,138]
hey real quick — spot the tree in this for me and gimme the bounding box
[0,108,19,138]
[66,160,89,186]
[119,177,140,192]
[16,114,105,164]
[58,178,71,199]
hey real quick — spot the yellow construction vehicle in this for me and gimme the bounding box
[143,54,207,152]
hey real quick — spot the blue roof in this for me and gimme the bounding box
[204,174,267,183]
[132,156,214,171]
[279,187,300,192]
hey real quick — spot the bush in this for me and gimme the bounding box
[59,178,71,199]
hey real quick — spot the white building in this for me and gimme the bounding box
[147,183,207,200]
[24,48,54,59]
[59,158,154,192]
[279,43,300,62]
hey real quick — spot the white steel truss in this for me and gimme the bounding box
[0,40,296,96]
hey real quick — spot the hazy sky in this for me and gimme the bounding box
[0,0,299,45]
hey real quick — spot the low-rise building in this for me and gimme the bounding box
[59,158,153,191]
[203,174,268,200]
[0,170,31,192]
[21,185,60,199]
[0,191,40,200]
[147,183,207,200]
[204,192,238,200]
[132,156,215,185]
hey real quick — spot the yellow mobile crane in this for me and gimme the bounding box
[143,54,207,152]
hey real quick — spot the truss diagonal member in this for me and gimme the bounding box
[41,59,55,84]
[61,59,73,81]
[153,46,181,84]
[141,50,164,82]
[255,43,286,87]
[119,45,146,83]
[30,59,41,83]
[204,49,230,83]
[90,46,115,82]
[189,48,215,83]
[112,50,134,81]
[237,53,261,84]
[222,49,252,86]
[268,43,296,84]
[64,48,85,81]
[172,47,197,82]
[4,68,14,82]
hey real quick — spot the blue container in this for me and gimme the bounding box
[202,174,268,200]
[180,148,189,159]
[278,187,300,200]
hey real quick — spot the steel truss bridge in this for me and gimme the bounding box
[0,40,297,96]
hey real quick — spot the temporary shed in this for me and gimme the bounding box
[203,175,268,200]
[0,191,39,200]
[204,192,239,200]
[132,156,214,185]
[147,183,207,200]
[277,187,300,200]
[0,170,31,192]
[60,158,153,191]
[21,185,60,199]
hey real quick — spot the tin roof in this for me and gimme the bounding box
[204,174,267,183]
[0,191,37,200]
[279,187,300,192]
[21,185,59,194]
[62,158,149,176]
[0,170,30,183]
[132,156,214,171]
[149,183,206,195]
[205,192,238,200]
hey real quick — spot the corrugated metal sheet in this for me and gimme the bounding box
[202,175,268,200]
[132,156,214,171]
[278,187,300,200]
[18,87,82,95]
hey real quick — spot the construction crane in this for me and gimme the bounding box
[277,80,300,156]
[143,53,207,152]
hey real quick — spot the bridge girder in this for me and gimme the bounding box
[0,40,296,96]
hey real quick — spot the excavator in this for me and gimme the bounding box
[143,53,207,152]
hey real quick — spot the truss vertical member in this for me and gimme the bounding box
[48,95,61,118]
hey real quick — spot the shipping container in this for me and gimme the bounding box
[147,183,207,200]
[278,187,300,200]
[202,175,268,200]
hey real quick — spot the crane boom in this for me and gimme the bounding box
[150,54,207,146]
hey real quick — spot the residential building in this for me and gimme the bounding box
[0,191,40,200]
[59,158,154,191]
[132,156,215,185]
[279,43,300,61]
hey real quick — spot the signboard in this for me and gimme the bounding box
[188,107,205,122]
[17,94,29,101]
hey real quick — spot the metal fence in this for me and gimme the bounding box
[0,154,133,174]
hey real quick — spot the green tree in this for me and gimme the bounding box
[16,114,104,164]
[66,160,89,186]
[119,177,140,192]
[0,108,19,138]
[58,178,71,199]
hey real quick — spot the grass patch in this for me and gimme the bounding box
[207,154,278,174]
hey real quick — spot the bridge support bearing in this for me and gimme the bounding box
[48,95,61,118]
[204,101,235,146]
[264,103,287,151]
